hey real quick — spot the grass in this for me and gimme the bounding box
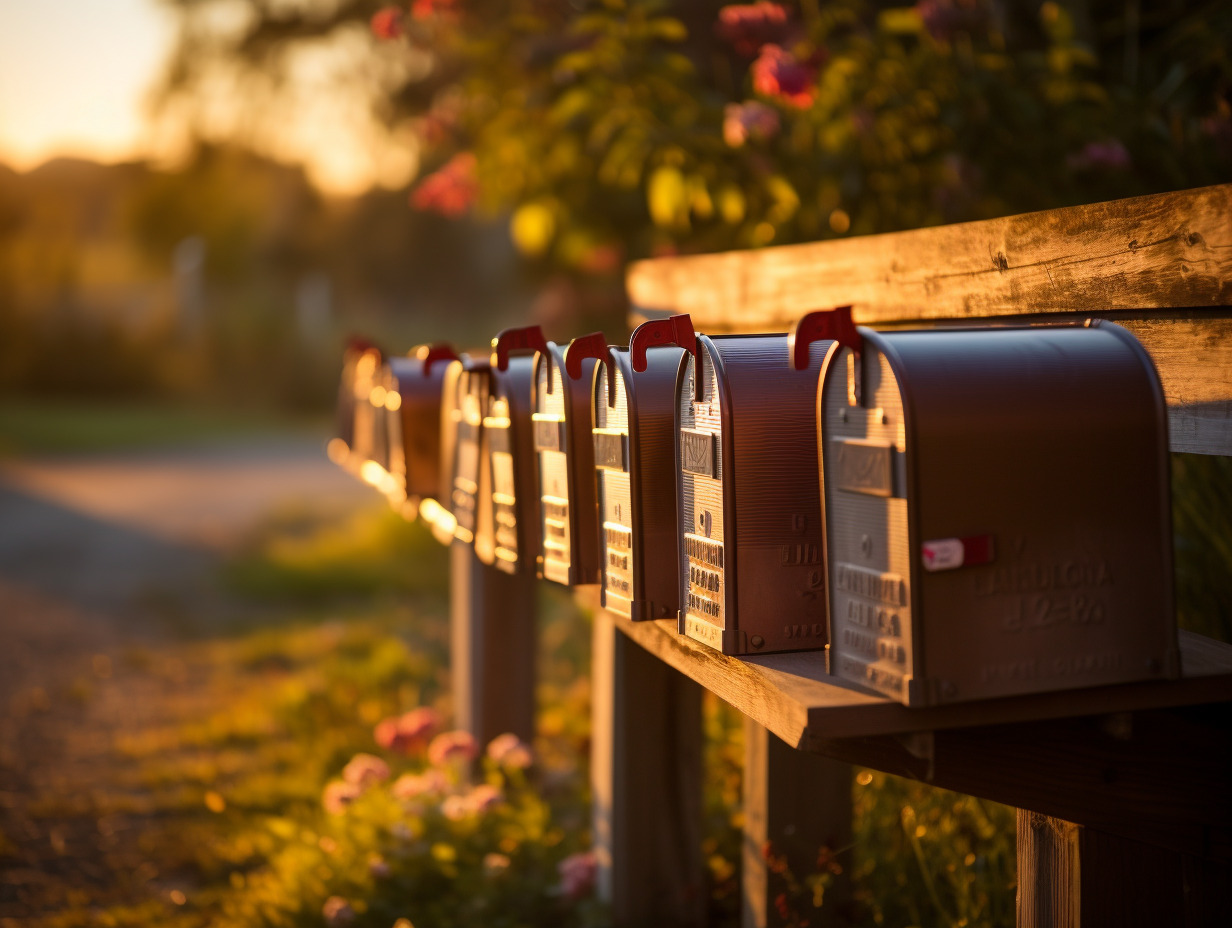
[0,398,327,457]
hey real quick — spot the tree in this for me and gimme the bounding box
[158,0,1232,274]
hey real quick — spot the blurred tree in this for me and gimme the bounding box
[156,0,1231,275]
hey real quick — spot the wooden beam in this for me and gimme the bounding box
[627,184,1232,328]
[609,615,1232,745]
[591,609,706,926]
[742,721,852,928]
[449,541,537,745]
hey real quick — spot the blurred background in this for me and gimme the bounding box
[1,2,1229,927]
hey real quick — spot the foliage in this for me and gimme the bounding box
[158,0,1232,273]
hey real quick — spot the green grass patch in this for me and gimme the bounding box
[0,398,323,456]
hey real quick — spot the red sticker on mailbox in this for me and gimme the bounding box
[921,535,995,572]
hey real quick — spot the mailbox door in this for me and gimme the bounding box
[484,356,536,574]
[594,356,634,614]
[350,349,383,468]
[677,339,730,651]
[534,351,576,584]
[383,365,407,500]
[450,369,489,545]
[389,356,449,503]
[820,342,915,702]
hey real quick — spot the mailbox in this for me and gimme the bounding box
[799,311,1179,706]
[564,332,682,619]
[532,336,602,586]
[482,326,548,574]
[383,343,458,507]
[440,354,492,548]
[630,313,832,654]
[330,339,385,476]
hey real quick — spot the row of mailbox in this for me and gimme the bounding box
[331,309,1180,708]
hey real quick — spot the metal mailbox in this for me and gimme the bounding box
[383,343,458,506]
[631,313,832,655]
[440,354,492,548]
[330,338,386,476]
[532,336,602,586]
[799,311,1179,706]
[482,326,547,574]
[564,333,682,619]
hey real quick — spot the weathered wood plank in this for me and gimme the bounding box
[1016,811,1232,927]
[628,184,1232,328]
[610,615,1232,744]
[449,541,536,745]
[591,609,706,926]
[742,721,852,928]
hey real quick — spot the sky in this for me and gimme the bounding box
[0,0,413,194]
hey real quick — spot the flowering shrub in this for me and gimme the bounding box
[216,722,605,928]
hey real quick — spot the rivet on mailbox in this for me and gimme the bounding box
[384,343,458,516]
[807,315,1179,706]
[632,312,833,655]
[482,325,548,574]
[440,353,492,550]
[567,331,682,619]
[532,334,602,586]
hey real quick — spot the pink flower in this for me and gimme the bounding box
[322,896,355,927]
[466,783,503,814]
[723,101,781,147]
[1067,139,1132,172]
[557,850,598,900]
[369,854,391,878]
[441,794,471,821]
[486,733,534,770]
[392,769,448,800]
[428,730,479,766]
[342,753,391,788]
[411,153,478,218]
[484,852,512,875]
[751,45,818,109]
[370,7,404,39]
[375,707,442,755]
[322,780,362,815]
[717,3,792,58]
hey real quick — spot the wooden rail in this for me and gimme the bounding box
[444,184,1232,927]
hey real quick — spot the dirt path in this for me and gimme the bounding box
[0,436,372,922]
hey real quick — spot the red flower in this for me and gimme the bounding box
[411,153,478,217]
[411,0,456,21]
[717,2,792,57]
[370,7,403,39]
[750,45,818,109]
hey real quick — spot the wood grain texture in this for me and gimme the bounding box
[610,614,1232,745]
[627,184,1232,327]
[591,610,705,927]
[1017,812,1232,927]
[1017,811,1079,928]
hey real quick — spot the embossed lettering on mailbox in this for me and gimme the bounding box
[680,428,717,478]
[593,429,627,472]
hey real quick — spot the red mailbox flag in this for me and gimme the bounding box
[786,305,861,370]
[414,342,459,375]
[630,313,701,401]
[490,324,549,371]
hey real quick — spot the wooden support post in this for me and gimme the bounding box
[592,608,706,927]
[450,540,536,746]
[743,720,853,928]
[1016,810,1232,928]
